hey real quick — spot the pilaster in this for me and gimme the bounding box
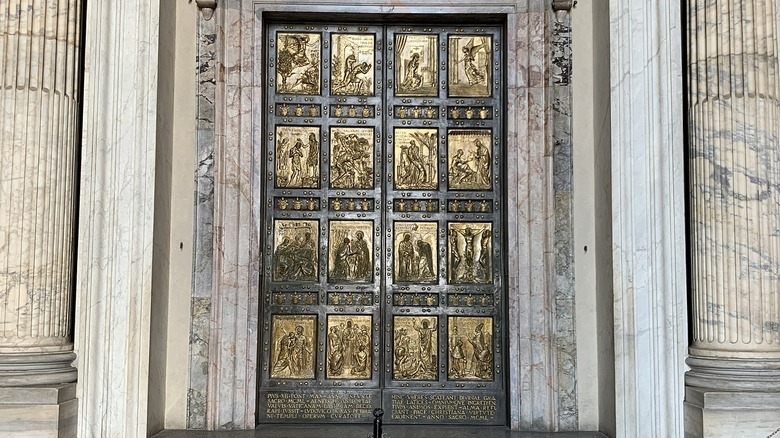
[75,0,160,436]
[685,0,780,435]
[609,0,688,437]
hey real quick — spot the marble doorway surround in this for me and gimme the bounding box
[186,0,579,432]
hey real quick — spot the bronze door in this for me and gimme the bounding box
[259,21,505,426]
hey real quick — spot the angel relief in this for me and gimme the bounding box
[276,33,321,95]
[448,35,492,97]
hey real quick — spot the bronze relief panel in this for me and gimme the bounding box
[447,222,493,284]
[393,222,438,284]
[447,129,492,191]
[331,33,376,96]
[327,220,374,283]
[275,125,320,188]
[327,315,373,379]
[448,316,493,381]
[272,219,319,282]
[270,314,317,379]
[393,128,438,190]
[447,35,492,97]
[276,32,321,95]
[330,127,375,189]
[394,34,438,97]
[392,316,438,381]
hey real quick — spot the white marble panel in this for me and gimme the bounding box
[75,0,160,436]
[610,0,687,437]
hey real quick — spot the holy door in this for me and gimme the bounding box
[259,21,506,425]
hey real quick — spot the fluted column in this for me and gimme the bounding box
[687,0,780,386]
[686,1,780,435]
[0,1,81,385]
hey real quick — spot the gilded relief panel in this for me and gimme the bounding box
[393,222,437,284]
[392,316,438,380]
[448,316,493,381]
[447,129,492,190]
[330,127,375,189]
[326,315,373,379]
[328,220,374,283]
[394,34,438,96]
[447,222,492,284]
[276,32,321,95]
[275,125,320,188]
[331,33,376,96]
[272,220,319,282]
[393,128,438,190]
[448,35,492,97]
[270,314,317,379]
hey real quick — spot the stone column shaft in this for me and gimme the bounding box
[0,0,81,385]
[687,0,780,388]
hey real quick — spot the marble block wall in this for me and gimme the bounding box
[186,0,579,431]
[0,0,81,385]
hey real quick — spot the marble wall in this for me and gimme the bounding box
[185,0,580,431]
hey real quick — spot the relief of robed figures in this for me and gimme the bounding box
[448,316,493,381]
[272,220,319,282]
[393,316,438,380]
[270,315,316,379]
[328,220,373,283]
[393,222,438,284]
[395,34,438,97]
[394,128,438,190]
[327,315,373,379]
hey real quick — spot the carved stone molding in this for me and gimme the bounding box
[196,0,217,20]
[552,0,576,12]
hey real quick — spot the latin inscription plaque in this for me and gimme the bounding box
[389,393,498,422]
[260,390,378,422]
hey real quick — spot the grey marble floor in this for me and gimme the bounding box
[153,426,608,438]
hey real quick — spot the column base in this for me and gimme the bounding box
[0,383,77,438]
[684,387,780,438]
[0,351,77,386]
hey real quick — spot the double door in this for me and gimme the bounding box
[259,21,505,425]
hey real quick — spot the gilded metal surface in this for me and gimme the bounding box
[328,220,373,283]
[262,21,505,425]
[275,126,320,188]
[393,128,438,190]
[394,34,438,97]
[448,222,492,284]
[330,127,374,189]
[393,316,438,380]
[272,220,319,282]
[331,33,375,96]
[276,33,321,95]
[447,129,492,190]
[448,316,493,380]
[270,314,317,379]
[327,315,373,379]
[393,222,437,283]
[447,35,492,97]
